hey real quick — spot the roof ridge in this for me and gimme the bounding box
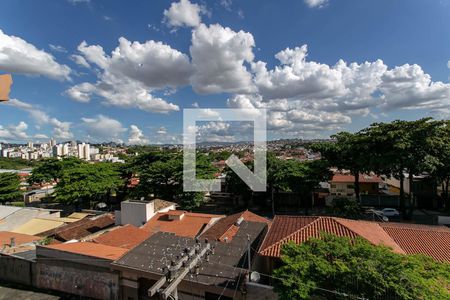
[332,217,375,242]
[260,216,320,255]
[380,224,450,232]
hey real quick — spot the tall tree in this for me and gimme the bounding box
[28,157,84,185]
[55,163,123,208]
[274,234,450,300]
[0,172,21,203]
[430,120,450,211]
[363,119,440,217]
[311,132,368,201]
[133,151,217,209]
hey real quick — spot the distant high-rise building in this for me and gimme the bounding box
[77,143,85,160]
[62,144,69,157]
[83,144,91,161]
[27,141,33,149]
[52,145,63,157]
[50,139,56,147]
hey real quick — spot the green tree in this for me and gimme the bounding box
[362,119,441,217]
[55,163,123,208]
[0,172,21,203]
[274,234,450,300]
[132,151,217,209]
[28,157,84,184]
[311,132,368,201]
[430,120,450,211]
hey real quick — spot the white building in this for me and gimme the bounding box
[116,198,176,226]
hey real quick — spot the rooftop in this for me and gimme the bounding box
[12,218,65,236]
[0,231,41,247]
[331,174,383,183]
[201,210,271,242]
[37,214,115,241]
[42,241,128,260]
[259,216,450,262]
[380,223,450,262]
[113,220,266,288]
[141,210,223,238]
[153,199,176,211]
[93,224,151,249]
[259,216,403,258]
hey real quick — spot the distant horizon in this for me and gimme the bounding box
[1,0,450,144]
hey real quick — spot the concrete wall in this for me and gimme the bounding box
[120,201,154,226]
[36,260,120,300]
[0,253,34,286]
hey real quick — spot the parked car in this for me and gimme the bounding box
[380,208,400,217]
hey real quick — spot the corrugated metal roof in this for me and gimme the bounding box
[12,218,65,235]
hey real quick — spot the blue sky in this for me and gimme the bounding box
[0,0,450,144]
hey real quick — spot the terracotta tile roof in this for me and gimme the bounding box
[201,210,271,242]
[259,216,317,255]
[43,241,128,260]
[38,214,115,241]
[0,231,41,246]
[259,216,404,258]
[331,174,383,183]
[380,223,450,262]
[141,210,223,238]
[334,218,404,253]
[93,224,151,249]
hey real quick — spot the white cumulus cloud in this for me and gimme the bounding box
[81,115,126,142]
[190,24,255,94]
[0,30,71,80]
[66,37,188,113]
[163,0,207,29]
[128,125,149,145]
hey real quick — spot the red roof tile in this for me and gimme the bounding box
[331,174,383,183]
[43,241,128,260]
[141,210,223,238]
[259,216,317,255]
[0,231,41,246]
[380,223,450,262]
[259,216,403,258]
[201,210,271,242]
[93,224,151,249]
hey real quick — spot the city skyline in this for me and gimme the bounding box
[1,0,450,144]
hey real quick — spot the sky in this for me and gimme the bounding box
[0,0,450,144]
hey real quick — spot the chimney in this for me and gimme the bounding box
[10,237,15,247]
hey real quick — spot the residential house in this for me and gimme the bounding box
[257,215,450,276]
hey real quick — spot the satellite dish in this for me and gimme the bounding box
[250,271,260,282]
[382,216,389,222]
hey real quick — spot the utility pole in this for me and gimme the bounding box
[148,238,213,300]
[246,234,251,273]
